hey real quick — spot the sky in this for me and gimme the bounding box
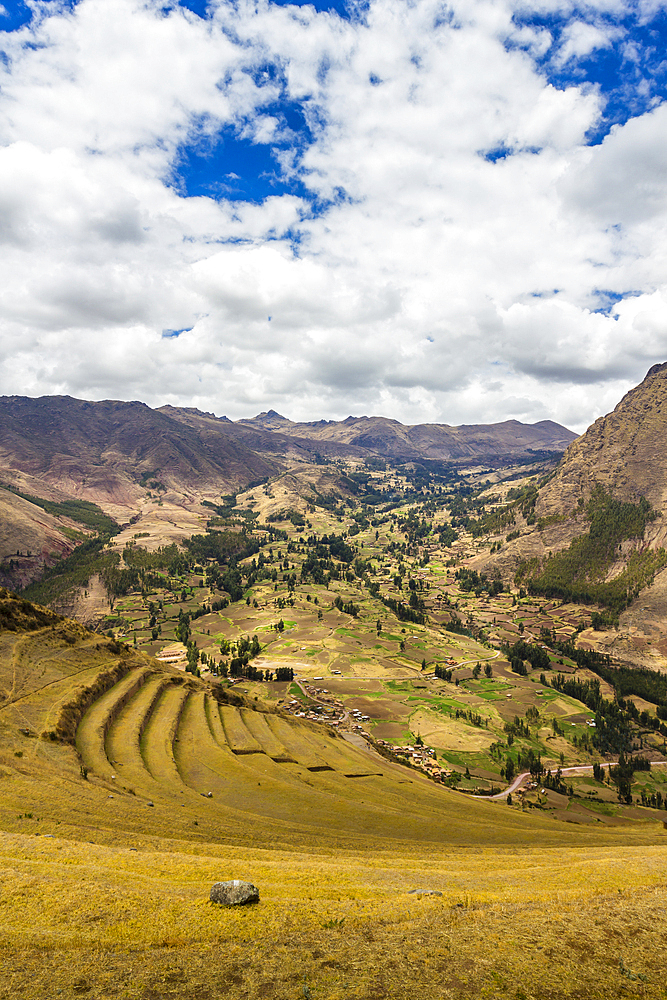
[1,0,667,431]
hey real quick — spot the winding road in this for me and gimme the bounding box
[490,760,667,799]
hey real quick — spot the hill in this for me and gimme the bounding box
[2,589,667,998]
[0,487,87,590]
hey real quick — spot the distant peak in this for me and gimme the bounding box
[248,409,289,424]
[645,362,667,380]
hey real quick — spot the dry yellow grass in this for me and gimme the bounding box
[410,708,498,752]
[2,832,667,999]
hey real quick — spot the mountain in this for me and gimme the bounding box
[0,395,278,511]
[240,412,577,464]
[536,362,667,516]
[158,404,366,462]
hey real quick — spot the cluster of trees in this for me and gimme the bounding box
[542,768,569,795]
[589,660,667,714]
[455,567,503,596]
[434,664,453,681]
[548,672,635,754]
[175,608,191,645]
[454,708,487,728]
[549,642,667,736]
[502,638,551,673]
[298,533,357,585]
[184,529,260,567]
[267,508,306,527]
[639,788,666,809]
[381,594,425,625]
[438,525,458,547]
[444,616,471,636]
[550,672,600,709]
[228,661,274,681]
[504,715,532,741]
[607,753,651,803]
[334,595,359,617]
[501,746,544,782]
[590,610,620,630]
[396,510,431,544]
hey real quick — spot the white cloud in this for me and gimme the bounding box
[0,0,665,435]
[556,20,619,64]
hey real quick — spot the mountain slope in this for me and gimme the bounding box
[537,362,667,517]
[0,395,278,511]
[474,364,667,663]
[0,488,85,590]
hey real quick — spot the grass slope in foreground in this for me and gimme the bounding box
[2,590,667,998]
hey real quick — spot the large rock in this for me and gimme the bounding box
[210,880,260,906]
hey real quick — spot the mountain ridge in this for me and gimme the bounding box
[239,410,577,461]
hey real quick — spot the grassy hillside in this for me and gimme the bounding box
[2,589,667,998]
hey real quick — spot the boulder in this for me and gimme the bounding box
[210,880,260,906]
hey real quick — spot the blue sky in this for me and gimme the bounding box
[1,0,667,430]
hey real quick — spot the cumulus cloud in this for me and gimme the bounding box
[0,0,666,432]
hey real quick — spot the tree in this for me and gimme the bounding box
[609,752,635,803]
[472,663,481,679]
[484,663,492,678]
[421,658,426,671]
[505,757,515,782]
